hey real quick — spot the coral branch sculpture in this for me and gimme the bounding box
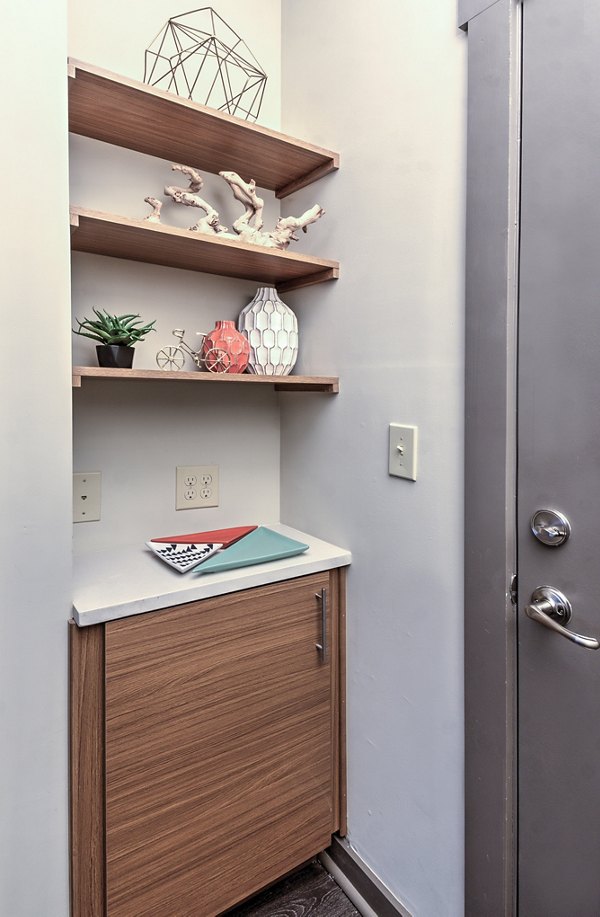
[243,205,326,250]
[144,164,325,250]
[164,164,228,234]
[218,171,265,234]
[144,196,163,223]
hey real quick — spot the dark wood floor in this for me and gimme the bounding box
[228,861,360,916]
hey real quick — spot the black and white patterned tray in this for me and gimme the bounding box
[146,540,223,573]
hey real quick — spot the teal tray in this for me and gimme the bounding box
[192,526,309,575]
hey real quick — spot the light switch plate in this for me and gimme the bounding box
[389,424,418,481]
[73,472,101,522]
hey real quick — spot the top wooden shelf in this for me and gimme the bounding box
[68,59,339,199]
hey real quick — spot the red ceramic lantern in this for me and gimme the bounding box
[202,320,250,373]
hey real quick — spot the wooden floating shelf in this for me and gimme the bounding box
[72,366,339,394]
[68,59,339,199]
[70,208,339,293]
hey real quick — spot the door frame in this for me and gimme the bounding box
[461,0,521,913]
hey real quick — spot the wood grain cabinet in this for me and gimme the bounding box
[70,570,346,917]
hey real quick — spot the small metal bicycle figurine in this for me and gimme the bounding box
[155,328,231,373]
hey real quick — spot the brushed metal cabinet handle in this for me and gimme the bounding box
[315,588,327,660]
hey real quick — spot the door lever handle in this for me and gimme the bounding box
[525,586,600,650]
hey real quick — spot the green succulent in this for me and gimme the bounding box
[73,308,156,346]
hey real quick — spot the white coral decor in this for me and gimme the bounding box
[237,287,299,376]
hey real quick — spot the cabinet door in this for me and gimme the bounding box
[104,572,337,917]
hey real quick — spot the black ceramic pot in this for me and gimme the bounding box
[96,345,135,368]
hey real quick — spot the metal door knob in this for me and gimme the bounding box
[525,586,599,650]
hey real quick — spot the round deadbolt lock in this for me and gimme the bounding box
[530,509,571,547]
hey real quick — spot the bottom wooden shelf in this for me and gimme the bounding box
[72,366,339,393]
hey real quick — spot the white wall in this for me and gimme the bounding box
[281,3,467,914]
[0,1,72,915]
[68,0,281,130]
[69,1,283,553]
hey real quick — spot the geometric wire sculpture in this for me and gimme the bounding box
[144,7,268,122]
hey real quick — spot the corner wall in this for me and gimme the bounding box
[0,1,72,914]
[280,4,467,914]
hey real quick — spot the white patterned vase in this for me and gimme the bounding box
[237,286,299,375]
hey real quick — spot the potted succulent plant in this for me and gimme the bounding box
[73,309,156,368]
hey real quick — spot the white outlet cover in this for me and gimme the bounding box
[176,465,219,509]
[73,472,101,522]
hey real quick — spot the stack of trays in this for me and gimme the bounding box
[146,525,309,574]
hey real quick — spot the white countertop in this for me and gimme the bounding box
[73,523,351,626]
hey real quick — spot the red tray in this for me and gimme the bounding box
[150,525,257,547]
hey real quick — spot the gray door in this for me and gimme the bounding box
[518,2,600,913]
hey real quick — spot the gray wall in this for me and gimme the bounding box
[281,3,467,914]
[0,1,72,914]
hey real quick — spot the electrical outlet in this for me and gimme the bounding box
[176,465,219,509]
[389,424,418,481]
[73,472,101,522]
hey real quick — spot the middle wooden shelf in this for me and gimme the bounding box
[72,366,339,393]
[70,207,340,294]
